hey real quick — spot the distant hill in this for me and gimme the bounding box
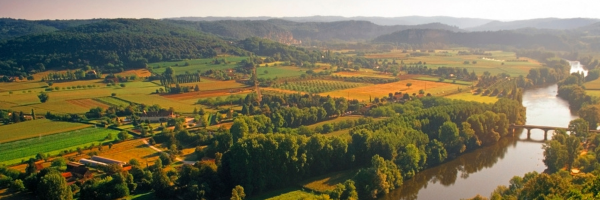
[169,19,462,43]
[170,16,493,29]
[373,29,570,50]
[0,19,244,76]
[467,18,600,31]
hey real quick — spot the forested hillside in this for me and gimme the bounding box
[170,19,461,43]
[0,18,101,41]
[0,19,245,76]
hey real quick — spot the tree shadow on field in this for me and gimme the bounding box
[143,152,161,159]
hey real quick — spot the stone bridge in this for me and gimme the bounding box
[510,124,600,140]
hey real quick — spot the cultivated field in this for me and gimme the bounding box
[150,56,248,75]
[94,96,132,107]
[272,80,369,93]
[0,127,118,165]
[257,66,309,79]
[445,92,500,104]
[0,81,164,114]
[584,78,600,90]
[365,50,542,77]
[322,79,467,101]
[0,119,91,143]
[413,77,473,85]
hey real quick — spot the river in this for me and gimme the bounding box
[380,61,584,200]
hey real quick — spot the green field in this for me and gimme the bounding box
[272,80,369,93]
[445,92,500,104]
[150,56,248,75]
[0,127,118,164]
[366,50,542,77]
[0,119,91,143]
[94,96,132,107]
[0,81,164,114]
[257,66,308,79]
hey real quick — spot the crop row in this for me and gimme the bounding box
[272,80,364,93]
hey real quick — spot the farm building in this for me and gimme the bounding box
[139,110,175,122]
[91,156,126,166]
[79,158,107,167]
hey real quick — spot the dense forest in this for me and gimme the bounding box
[0,19,245,76]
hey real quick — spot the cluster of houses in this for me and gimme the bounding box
[53,156,130,184]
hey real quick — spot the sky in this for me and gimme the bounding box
[0,0,598,21]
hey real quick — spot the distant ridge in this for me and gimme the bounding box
[169,16,494,29]
[467,18,600,31]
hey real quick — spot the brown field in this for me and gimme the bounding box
[322,79,466,101]
[67,99,111,109]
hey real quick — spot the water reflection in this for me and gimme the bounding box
[380,137,518,200]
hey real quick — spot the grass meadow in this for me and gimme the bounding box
[0,119,91,143]
[0,127,118,165]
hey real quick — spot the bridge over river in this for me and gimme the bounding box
[509,124,600,140]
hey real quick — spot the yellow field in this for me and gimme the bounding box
[322,79,467,101]
[445,92,500,104]
[96,139,160,167]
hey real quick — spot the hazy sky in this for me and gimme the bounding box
[0,0,598,21]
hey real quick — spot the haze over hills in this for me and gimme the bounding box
[168,19,461,44]
[467,18,600,31]
[171,16,494,29]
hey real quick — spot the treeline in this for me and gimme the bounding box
[42,69,100,81]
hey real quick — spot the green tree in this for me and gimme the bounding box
[51,157,67,171]
[406,82,412,89]
[117,131,131,141]
[543,140,567,172]
[579,105,600,130]
[36,172,73,200]
[152,170,171,198]
[565,135,581,171]
[231,185,246,200]
[38,92,49,103]
[569,118,589,141]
